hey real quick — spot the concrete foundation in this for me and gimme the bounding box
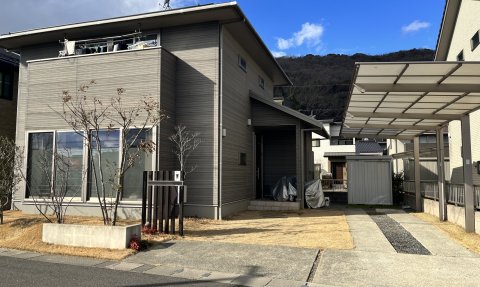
[42,223,141,249]
[423,198,480,235]
[423,198,440,218]
[221,199,250,218]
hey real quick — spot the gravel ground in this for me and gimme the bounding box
[368,212,431,255]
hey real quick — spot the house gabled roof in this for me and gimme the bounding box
[355,141,384,154]
[250,93,329,138]
[0,2,291,86]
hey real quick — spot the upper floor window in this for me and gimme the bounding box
[0,71,14,100]
[238,55,247,72]
[258,76,265,89]
[471,31,479,51]
[457,50,464,61]
[312,139,321,147]
[330,137,353,146]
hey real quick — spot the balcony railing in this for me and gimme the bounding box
[321,179,347,192]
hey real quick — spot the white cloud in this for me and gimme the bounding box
[277,38,293,50]
[402,20,430,33]
[271,51,286,57]
[276,22,324,51]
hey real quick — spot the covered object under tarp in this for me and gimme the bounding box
[305,179,326,208]
[346,155,392,205]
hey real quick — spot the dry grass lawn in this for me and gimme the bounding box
[1,207,353,260]
[0,210,136,260]
[413,212,480,255]
[165,208,354,250]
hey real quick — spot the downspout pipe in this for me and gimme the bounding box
[217,23,224,219]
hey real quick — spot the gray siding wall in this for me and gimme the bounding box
[15,43,59,201]
[161,23,219,207]
[221,29,254,205]
[157,49,177,171]
[15,47,163,201]
[251,100,301,127]
[220,27,277,211]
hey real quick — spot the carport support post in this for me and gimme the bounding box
[461,115,475,233]
[436,128,447,221]
[414,136,422,212]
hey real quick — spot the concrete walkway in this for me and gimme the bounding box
[313,208,480,286]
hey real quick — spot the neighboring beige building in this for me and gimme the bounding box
[436,0,480,185]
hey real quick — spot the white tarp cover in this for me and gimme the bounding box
[305,179,326,208]
[272,176,297,201]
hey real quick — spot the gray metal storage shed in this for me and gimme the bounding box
[346,155,392,205]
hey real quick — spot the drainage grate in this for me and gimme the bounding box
[368,212,431,255]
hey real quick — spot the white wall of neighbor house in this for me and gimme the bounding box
[312,123,355,174]
[446,0,480,186]
[387,139,406,174]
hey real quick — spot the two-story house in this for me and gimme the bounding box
[0,2,328,219]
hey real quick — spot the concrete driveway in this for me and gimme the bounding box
[128,207,480,286]
[313,208,480,286]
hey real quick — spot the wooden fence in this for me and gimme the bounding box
[141,171,185,236]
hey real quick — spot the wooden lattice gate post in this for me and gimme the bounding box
[141,170,185,236]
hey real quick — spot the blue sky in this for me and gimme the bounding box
[236,0,444,56]
[0,0,445,56]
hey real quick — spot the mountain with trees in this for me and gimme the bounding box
[274,48,435,121]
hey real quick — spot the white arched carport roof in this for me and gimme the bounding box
[342,61,480,140]
[341,61,480,233]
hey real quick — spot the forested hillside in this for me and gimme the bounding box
[274,48,435,121]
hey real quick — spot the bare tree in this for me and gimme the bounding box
[57,81,165,225]
[169,124,201,179]
[0,136,22,224]
[29,148,81,223]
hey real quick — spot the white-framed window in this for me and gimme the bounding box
[25,128,155,202]
[238,55,247,72]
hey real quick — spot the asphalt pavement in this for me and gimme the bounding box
[0,256,231,287]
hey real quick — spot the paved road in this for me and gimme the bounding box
[0,256,231,287]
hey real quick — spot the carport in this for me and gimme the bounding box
[341,61,480,232]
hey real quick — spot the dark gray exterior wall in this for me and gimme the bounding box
[15,47,166,205]
[157,49,177,172]
[161,23,220,217]
[220,28,276,216]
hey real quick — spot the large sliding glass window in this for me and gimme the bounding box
[55,132,84,197]
[27,132,54,197]
[89,130,120,199]
[123,129,153,200]
[26,128,153,202]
